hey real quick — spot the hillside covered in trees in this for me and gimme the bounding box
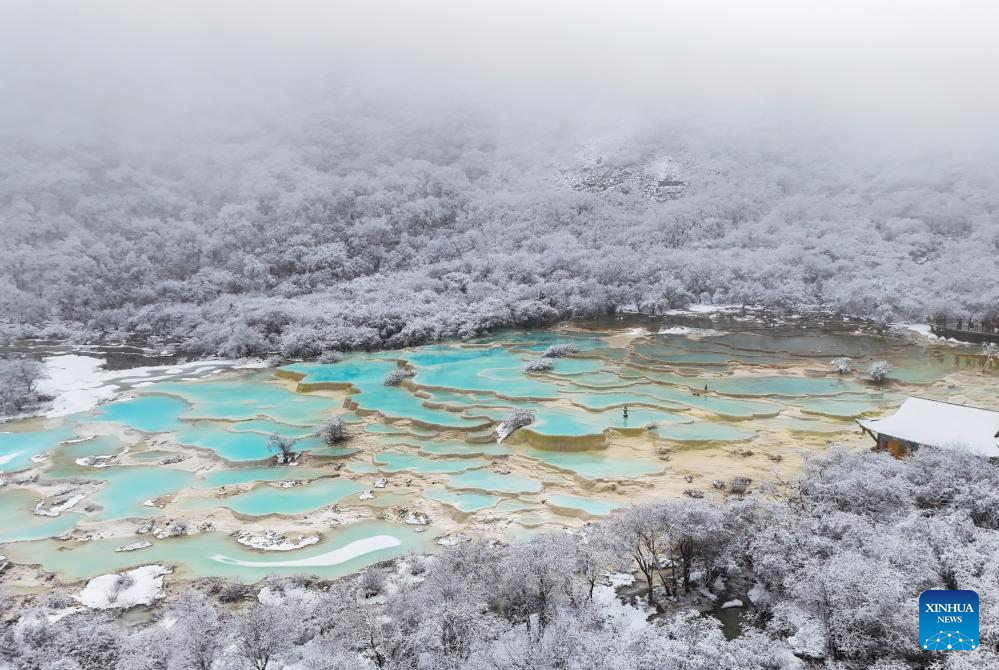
[3,102,998,357]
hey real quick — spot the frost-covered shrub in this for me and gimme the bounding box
[315,416,345,444]
[866,360,892,384]
[267,434,297,464]
[830,357,851,374]
[384,367,415,386]
[729,476,752,494]
[358,569,386,597]
[0,358,48,417]
[319,350,344,364]
[542,343,579,358]
[408,555,427,576]
[523,358,554,373]
[495,408,536,441]
[220,582,253,603]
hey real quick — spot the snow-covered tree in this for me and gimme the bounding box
[314,416,346,444]
[266,434,297,464]
[830,357,851,374]
[523,359,553,374]
[866,360,892,384]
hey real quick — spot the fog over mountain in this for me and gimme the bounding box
[1,0,997,355]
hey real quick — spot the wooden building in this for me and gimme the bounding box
[857,397,999,459]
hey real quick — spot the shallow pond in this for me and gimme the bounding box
[0,320,991,586]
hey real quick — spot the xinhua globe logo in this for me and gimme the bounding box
[919,590,979,651]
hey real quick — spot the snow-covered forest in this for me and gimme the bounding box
[3,106,999,357]
[2,2,998,357]
[3,447,996,669]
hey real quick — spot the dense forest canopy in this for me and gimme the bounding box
[3,104,998,356]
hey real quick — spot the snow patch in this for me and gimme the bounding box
[664,303,743,316]
[593,573,653,635]
[76,565,171,609]
[236,530,321,551]
[404,511,430,525]
[37,355,116,418]
[35,355,263,418]
[897,323,936,339]
[748,581,771,606]
[657,326,726,337]
[34,492,86,517]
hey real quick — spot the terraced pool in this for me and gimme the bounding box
[0,319,991,586]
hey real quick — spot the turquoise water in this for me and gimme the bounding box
[423,486,501,512]
[284,360,488,428]
[704,376,864,397]
[228,420,318,437]
[44,434,130,478]
[211,477,365,516]
[518,446,665,479]
[767,416,852,434]
[546,493,624,516]
[153,379,336,425]
[792,396,889,418]
[195,466,329,488]
[0,488,83,542]
[447,470,543,494]
[654,422,757,443]
[463,405,688,438]
[416,439,513,457]
[532,406,688,436]
[0,520,435,582]
[403,346,561,399]
[374,452,490,474]
[93,395,190,433]
[565,391,686,411]
[0,425,79,472]
[542,358,606,375]
[604,383,780,418]
[0,324,970,584]
[364,422,411,434]
[89,466,195,520]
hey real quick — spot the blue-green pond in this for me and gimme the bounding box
[0,322,988,586]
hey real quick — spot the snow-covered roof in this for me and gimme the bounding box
[857,397,999,458]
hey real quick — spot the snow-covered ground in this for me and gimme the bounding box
[657,326,726,337]
[36,355,118,417]
[34,492,86,517]
[592,573,654,636]
[236,530,321,551]
[895,322,941,340]
[35,354,268,418]
[664,303,745,316]
[76,565,172,609]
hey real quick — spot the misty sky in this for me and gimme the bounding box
[3,1,998,151]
